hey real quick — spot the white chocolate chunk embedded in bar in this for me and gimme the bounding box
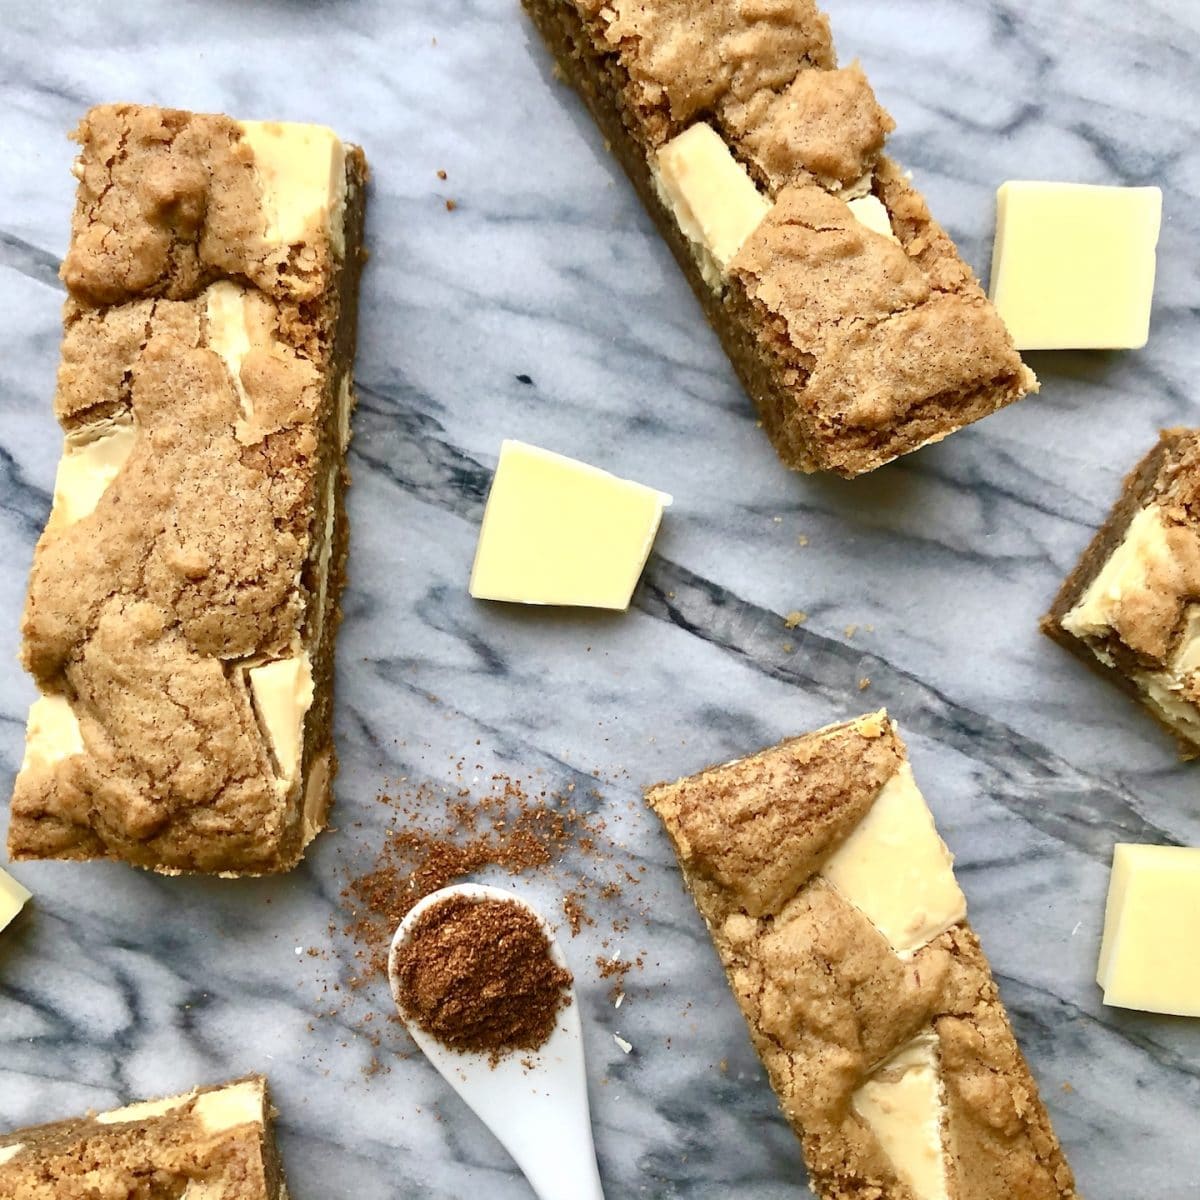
[96,1094,188,1125]
[192,1078,266,1133]
[21,695,84,773]
[249,654,315,783]
[852,1033,950,1200]
[238,121,347,253]
[821,762,966,956]
[654,122,771,289]
[48,417,137,530]
[847,195,898,242]
[1061,505,1171,641]
[95,1078,265,1132]
[204,281,275,420]
[1061,505,1200,740]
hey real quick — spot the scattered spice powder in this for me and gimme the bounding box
[596,949,645,1003]
[562,889,595,936]
[319,766,653,1075]
[341,772,612,986]
[393,894,573,1064]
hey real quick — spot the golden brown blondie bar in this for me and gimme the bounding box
[1043,428,1200,754]
[522,0,1036,477]
[8,104,367,874]
[647,712,1077,1199]
[0,1076,287,1200]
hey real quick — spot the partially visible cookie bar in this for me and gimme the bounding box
[8,104,367,874]
[522,0,1036,477]
[0,1076,287,1200]
[1043,428,1200,752]
[647,712,1077,1200]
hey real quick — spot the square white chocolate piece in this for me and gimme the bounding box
[1098,843,1200,1017]
[469,441,671,610]
[989,181,1162,351]
[0,867,32,934]
[821,763,967,957]
[654,122,772,288]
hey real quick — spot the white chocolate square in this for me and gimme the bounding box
[470,441,670,610]
[989,181,1162,351]
[1098,843,1200,1017]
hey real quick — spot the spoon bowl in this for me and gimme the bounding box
[388,883,605,1200]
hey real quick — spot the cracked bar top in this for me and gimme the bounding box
[0,1076,287,1200]
[581,0,837,148]
[8,104,366,875]
[1046,428,1200,750]
[647,713,1078,1200]
[529,0,1036,475]
[62,106,345,307]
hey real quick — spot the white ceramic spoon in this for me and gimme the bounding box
[388,883,606,1200]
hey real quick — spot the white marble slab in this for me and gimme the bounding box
[1,1,1198,1197]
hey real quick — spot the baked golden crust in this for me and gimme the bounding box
[727,62,894,191]
[583,0,836,146]
[524,0,1036,476]
[8,104,366,874]
[647,715,1078,1200]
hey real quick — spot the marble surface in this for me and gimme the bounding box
[1,1,1199,1196]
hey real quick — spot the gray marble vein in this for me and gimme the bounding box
[2,0,1200,1197]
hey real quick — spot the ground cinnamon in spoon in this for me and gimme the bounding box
[393,894,573,1063]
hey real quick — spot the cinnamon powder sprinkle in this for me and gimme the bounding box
[341,773,609,986]
[562,889,595,936]
[393,894,573,1064]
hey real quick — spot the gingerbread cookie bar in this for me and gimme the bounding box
[522,0,1036,477]
[8,104,367,874]
[647,713,1077,1200]
[0,1076,287,1200]
[1043,429,1200,753]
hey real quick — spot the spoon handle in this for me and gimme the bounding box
[528,1151,605,1200]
